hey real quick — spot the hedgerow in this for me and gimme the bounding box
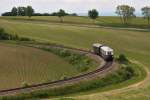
[40,47,94,72]
[0,28,33,41]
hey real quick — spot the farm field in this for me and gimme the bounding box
[0,18,150,67]
[0,42,86,90]
[0,17,150,100]
[0,16,149,29]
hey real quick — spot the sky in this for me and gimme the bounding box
[0,0,150,16]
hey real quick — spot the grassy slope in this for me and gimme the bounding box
[96,16,150,28]
[0,16,94,25]
[1,62,145,100]
[0,16,150,28]
[0,18,150,67]
[56,62,146,98]
[0,42,82,90]
[0,17,150,99]
[72,61,148,100]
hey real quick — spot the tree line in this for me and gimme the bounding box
[2,6,78,22]
[2,6,77,20]
[116,5,150,24]
[2,6,34,18]
[88,5,150,25]
[1,5,150,24]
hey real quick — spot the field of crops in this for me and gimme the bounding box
[0,42,85,90]
[0,16,150,100]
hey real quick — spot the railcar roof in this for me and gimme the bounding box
[101,46,113,52]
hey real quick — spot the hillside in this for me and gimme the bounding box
[0,42,98,90]
[0,16,150,29]
[0,16,150,100]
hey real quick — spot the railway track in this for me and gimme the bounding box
[0,44,114,96]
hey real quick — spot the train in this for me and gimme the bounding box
[93,43,114,61]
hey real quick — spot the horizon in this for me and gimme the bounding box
[0,0,150,16]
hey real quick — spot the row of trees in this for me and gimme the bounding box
[2,6,77,22]
[141,6,150,24]
[2,6,99,23]
[2,5,150,24]
[33,12,77,16]
[88,5,150,25]
[3,6,34,18]
[116,5,150,24]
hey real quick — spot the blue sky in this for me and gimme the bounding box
[0,0,150,16]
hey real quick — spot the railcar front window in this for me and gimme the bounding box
[108,52,112,55]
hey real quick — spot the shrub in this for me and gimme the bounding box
[0,28,10,40]
[41,47,92,72]
[22,82,29,88]
[10,34,19,40]
[59,49,71,57]
[77,65,89,72]
[19,37,32,41]
[117,54,129,64]
[0,27,33,41]
[61,74,67,80]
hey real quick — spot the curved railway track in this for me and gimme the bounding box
[0,44,114,96]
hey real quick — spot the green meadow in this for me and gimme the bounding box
[0,42,97,90]
[0,16,150,100]
[0,42,76,90]
[1,16,149,28]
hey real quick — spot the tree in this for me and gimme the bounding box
[2,12,12,16]
[11,7,18,16]
[116,5,135,24]
[26,6,34,18]
[88,9,99,23]
[70,13,78,16]
[51,12,58,16]
[57,9,66,22]
[141,6,150,25]
[17,7,26,16]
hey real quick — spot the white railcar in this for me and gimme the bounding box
[93,43,114,61]
[93,43,103,55]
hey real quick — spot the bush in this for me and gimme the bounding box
[61,74,67,80]
[22,82,29,88]
[0,28,33,41]
[77,65,89,72]
[118,54,129,64]
[41,47,92,72]
[19,37,32,41]
[0,28,11,40]
[59,49,71,57]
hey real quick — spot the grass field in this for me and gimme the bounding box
[0,16,150,100]
[0,17,150,67]
[0,42,89,90]
[1,62,145,100]
[0,16,149,29]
